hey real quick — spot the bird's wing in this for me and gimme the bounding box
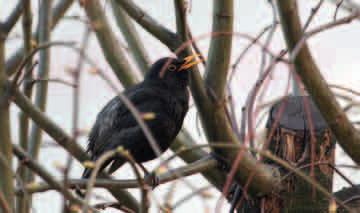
[87,85,176,157]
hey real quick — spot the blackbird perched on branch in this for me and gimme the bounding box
[81,56,201,179]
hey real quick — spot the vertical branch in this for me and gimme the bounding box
[12,145,95,211]
[0,24,14,211]
[111,0,151,73]
[5,0,75,76]
[29,0,52,160]
[117,0,280,195]
[18,1,33,212]
[276,0,360,165]
[204,0,233,99]
[174,0,188,41]
[62,28,91,212]
[81,0,139,87]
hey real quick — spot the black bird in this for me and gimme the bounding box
[81,56,200,179]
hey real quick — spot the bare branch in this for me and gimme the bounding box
[114,0,180,49]
[277,0,360,165]
[204,0,234,99]
[5,0,75,76]
[17,157,218,194]
[10,86,140,211]
[12,145,97,212]
[0,20,14,210]
[0,0,23,36]
[28,0,53,162]
[82,148,148,213]
[111,0,151,73]
[81,0,139,87]
[17,1,34,211]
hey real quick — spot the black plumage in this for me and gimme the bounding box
[82,57,190,178]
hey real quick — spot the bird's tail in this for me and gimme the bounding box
[81,167,93,179]
[75,168,94,197]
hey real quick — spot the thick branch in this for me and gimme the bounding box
[11,86,140,211]
[29,0,52,161]
[204,0,234,99]
[17,1,34,212]
[111,0,150,73]
[0,24,14,211]
[277,0,360,165]
[114,0,180,49]
[116,0,281,195]
[110,0,228,194]
[1,0,23,36]
[82,0,139,87]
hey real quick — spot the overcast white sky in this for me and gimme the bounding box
[1,0,360,212]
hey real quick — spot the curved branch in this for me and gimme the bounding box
[17,157,218,195]
[82,149,147,213]
[277,0,360,165]
[335,185,360,211]
[5,0,75,76]
[10,85,140,211]
[12,145,97,212]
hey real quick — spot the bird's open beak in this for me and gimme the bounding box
[178,54,203,71]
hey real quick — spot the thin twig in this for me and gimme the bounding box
[82,148,147,213]
[334,0,346,20]
[12,145,97,212]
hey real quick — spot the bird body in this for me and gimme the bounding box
[82,57,191,178]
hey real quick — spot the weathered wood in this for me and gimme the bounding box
[263,96,335,212]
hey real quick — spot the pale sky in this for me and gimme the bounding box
[1,0,360,212]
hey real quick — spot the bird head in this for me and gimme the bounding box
[145,55,203,88]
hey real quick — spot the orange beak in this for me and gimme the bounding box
[178,54,203,71]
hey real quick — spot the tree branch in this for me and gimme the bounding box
[171,131,227,192]
[5,0,75,76]
[17,1,34,212]
[10,86,140,211]
[0,23,14,210]
[116,0,281,196]
[17,157,218,195]
[114,0,180,50]
[29,0,52,162]
[277,0,360,165]
[111,0,151,73]
[0,0,23,36]
[204,0,234,99]
[81,0,139,87]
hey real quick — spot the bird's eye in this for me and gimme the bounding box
[168,64,177,72]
